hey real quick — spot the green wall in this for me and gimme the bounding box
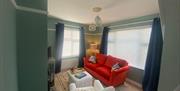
[1,0,49,91]
[127,67,144,84]
[16,0,47,10]
[16,0,48,91]
[158,0,180,90]
[0,0,18,91]
[48,16,82,29]
[48,30,56,57]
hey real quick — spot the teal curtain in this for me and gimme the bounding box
[55,23,64,73]
[100,27,109,54]
[143,18,163,91]
[78,27,86,67]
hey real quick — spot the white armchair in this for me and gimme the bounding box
[69,80,115,91]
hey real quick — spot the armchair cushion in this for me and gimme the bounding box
[103,86,115,91]
[94,80,104,91]
[69,83,76,91]
[69,80,115,91]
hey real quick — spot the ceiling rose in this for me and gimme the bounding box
[93,7,102,13]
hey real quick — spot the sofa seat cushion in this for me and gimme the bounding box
[96,66,111,80]
[104,55,119,68]
[86,63,100,70]
[96,54,107,65]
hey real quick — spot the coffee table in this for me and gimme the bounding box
[67,68,93,88]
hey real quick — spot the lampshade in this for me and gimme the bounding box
[95,16,102,26]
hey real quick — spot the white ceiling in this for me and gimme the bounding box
[48,0,159,24]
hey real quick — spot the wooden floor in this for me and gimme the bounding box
[54,72,69,91]
[54,71,142,91]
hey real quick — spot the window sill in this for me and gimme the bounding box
[62,56,79,60]
[129,66,144,71]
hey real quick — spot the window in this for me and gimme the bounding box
[62,27,80,58]
[108,26,151,69]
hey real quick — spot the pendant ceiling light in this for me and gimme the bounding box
[95,16,102,26]
[88,7,103,31]
[93,7,102,26]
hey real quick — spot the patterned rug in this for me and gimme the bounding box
[54,72,69,91]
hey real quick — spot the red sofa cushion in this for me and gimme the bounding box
[96,53,107,65]
[104,55,119,68]
[86,63,100,71]
[96,66,111,80]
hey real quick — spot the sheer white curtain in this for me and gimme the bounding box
[108,26,151,69]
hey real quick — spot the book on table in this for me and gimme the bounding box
[74,72,86,79]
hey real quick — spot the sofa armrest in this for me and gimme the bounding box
[112,66,129,73]
[110,66,129,81]
[103,86,115,91]
[69,83,76,91]
[83,57,89,66]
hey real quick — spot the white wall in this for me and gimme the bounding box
[158,0,180,91]
[61,57,79,71]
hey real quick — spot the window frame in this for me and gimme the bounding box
[107,25,152,70]
[62,27,80,59]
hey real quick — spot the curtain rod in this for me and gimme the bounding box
[64,24,81,29]
[85,33,102,35]
[56,23,81,29]
[109,25,152,32]
[48,24,81,31]
[106,13,160,29]
[108,19,153,29]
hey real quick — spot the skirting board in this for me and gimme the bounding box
[126,78,142,89]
